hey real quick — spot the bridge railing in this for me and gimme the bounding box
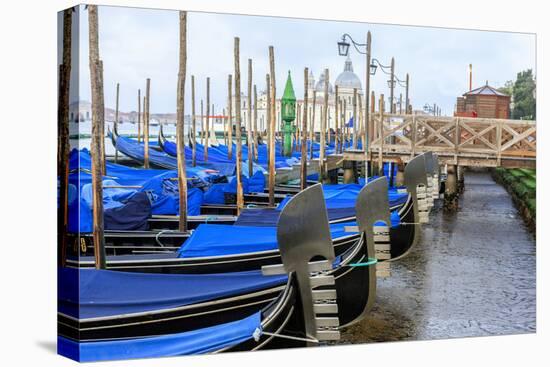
[367,113,536,166]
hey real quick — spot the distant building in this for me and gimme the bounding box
[455,82,511,119]
[69,100,91,122]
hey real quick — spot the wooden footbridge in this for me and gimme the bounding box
[341,113,536,169]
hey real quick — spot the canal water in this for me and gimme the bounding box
[340,170,536,343]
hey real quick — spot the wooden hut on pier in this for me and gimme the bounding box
[455,82,511,119]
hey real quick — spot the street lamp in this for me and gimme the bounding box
[337,33,367,56]
[337,36,350,56]
[387,79,396,89]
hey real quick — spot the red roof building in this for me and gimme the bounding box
[455,82,511,119]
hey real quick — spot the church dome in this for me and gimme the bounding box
[314,70,333,94]
[335,56,362,91]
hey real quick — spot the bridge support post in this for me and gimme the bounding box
[457,166,465,193]
[444,164,459,210]
[343,160,355,184]
[395,162,405,186]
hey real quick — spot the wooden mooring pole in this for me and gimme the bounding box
[309,90,316,159]
[335,85,339,152]
[268,46,276,206]
[227,74,233,160]
[191,75,197,166]
[58,8,72,267]
[253,84,258,159]
[352,88,358,150]
[266,73,271,173]
[176,11,188,232]
[444,164,459,210]
[247,59,253,177]
[234,37,244,212]
[144,78,151,169]
[319,68,329,183]
[300,67,309,190]
[88,4,106,269]
[205,77,210,161]
[365,31,372,178]
[114,82,119,163]
[137,89,141,143]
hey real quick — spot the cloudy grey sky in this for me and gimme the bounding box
[67,4,535,115]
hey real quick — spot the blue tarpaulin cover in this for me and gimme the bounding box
[177,221,362,258]
[58,267,287,319]
[58,311,261,361]
[276,184,408,210]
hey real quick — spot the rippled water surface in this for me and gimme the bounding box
[340,170,536,343]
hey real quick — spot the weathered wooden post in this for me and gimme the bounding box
[211,103,215,145]
[58,8,72,267]
[405,73,410,114]
[253,84,258,159]
[339,99,344,153]
[334,85,339,152]
[266,73,272,171]
[343,98,348,148]
[205,77,210,161]
[390,57,395,113]
[227,74,233,159]
[98,61,106,175]
[234,37,244,212]
[268,46,276,206]
[191,75,197,166]
[445,164,459,210]
[352,88,358,149]
[319,68,329,183]
[88,4,106,269]
[365,31,372,177]
[300,67,309,191]
[223,108,227,146]
[200,99,204,147]
[309,90,316,159]
[144,78,151,169]
[457,165,465,193]
[114,82,119,163]
[399,93,403,114]
[137,89,141,143]
[247,59,254,176]
[176,10,188,232]
[378,94,385,176]
[342,91,355,184]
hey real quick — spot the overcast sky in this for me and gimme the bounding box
[63,4,535,115]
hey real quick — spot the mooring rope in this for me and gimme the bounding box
[345,257,378,267]
[253,328,320,343]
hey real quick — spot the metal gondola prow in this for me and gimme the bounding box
[262,184,339,345]
[158,123,167,151]
[354,176,390,313]
[423,151,436,209]
[404,153,429,249]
